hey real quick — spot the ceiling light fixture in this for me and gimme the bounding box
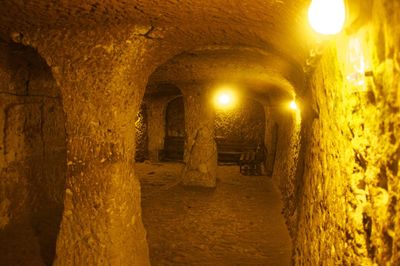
[289,99,298,110]
[308,0,346,35]
[213,87,237,109]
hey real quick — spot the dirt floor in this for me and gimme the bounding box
[137,162,292,266]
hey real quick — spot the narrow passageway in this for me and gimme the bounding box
[1,1,399,265]
[137,162,291,265]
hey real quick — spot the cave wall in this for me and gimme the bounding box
[215,97,265,144]
[0,41,67,265]
[271,106,302,239]
[163,95,265,143]
[282,1,400,264]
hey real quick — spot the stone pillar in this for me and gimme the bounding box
[146,95,172,162]
[28,29,153,265]
[54,87,149,264]
[181,84,217,187]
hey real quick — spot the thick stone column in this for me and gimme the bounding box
[181,84,217,187]
[54,84,149,264]
[26,28,154,265]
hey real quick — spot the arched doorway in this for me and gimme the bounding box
[0,41,67,265]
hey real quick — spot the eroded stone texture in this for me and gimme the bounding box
[270,107,302,241]
[162,95,265,144]
[0,0,310,68]
[277,1,400,265]
[0,41,66,265]
[181,84,217,187]
[20,28,162,265]
[215,97,265,144]
[0,0,399,265]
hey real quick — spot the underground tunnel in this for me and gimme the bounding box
[0,0,399,265]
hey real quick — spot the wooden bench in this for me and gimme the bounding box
[215,138,258,164]
[239,145,266,175]
[159,136,266,174]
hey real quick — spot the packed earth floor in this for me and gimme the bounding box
[137,162,291,266]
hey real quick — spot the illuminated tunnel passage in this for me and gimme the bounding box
[136,80,288,264]
[137,162,291,265]
[0,0,399,265]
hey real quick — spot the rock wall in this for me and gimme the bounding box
[279,1,400,264]
[0,41,67,265]
[271,106,302,240]
[163,95,265,143]
[215,97,265,144]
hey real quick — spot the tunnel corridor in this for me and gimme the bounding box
[0,0,399,265]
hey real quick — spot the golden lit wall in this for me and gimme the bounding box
[215,97,265,144]
[146,96,266,145]
[287,1,400,264]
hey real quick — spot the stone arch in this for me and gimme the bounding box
[0,40,67,265]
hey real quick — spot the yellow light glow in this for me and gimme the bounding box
[308,0,346,35]
[289,100,298,110]
[218,93,232,106]
[214,88,237,109]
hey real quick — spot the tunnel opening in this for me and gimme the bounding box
[134,47,296,265]
[163,96,185,161]
[139,93,268,165]
[0,40,67,265]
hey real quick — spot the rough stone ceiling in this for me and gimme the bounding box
[0,0,308,29]
[0,0,312,103]
[0,0,311,61]
[148,46,301,100]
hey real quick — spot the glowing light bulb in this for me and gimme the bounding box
[308,0,346,35]
[213,88,237,109]
[218,93,232,106]
[289,100,298,110]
